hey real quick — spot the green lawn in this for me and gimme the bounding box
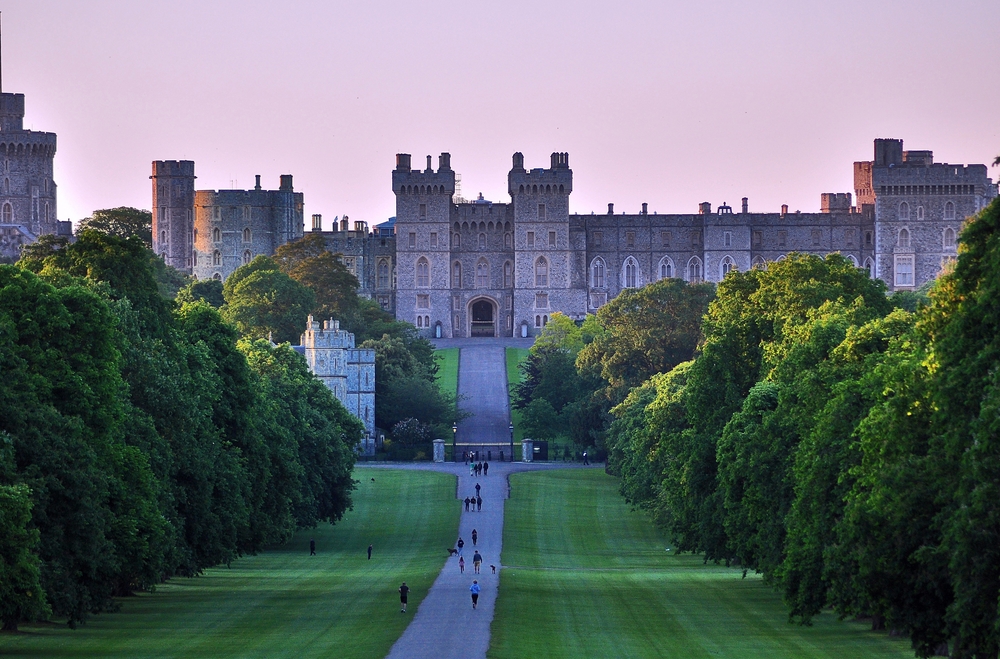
[490,470,912,659]
[2,468,459,659]
[435,347,460,397]
[505,347,529,442]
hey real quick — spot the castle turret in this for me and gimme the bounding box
[0,93,58,238]
[151,160,196,273]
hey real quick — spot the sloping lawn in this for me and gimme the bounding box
[2,468,458,659]
[490,469,912,659]
[505,347,529,442]
[436,347,460,397]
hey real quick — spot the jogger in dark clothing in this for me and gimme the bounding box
[367,544,373,560]
[464,497,470,511]
[310,539,316,555]
[457,537,465,555]
[471,529,478,546]
[476,496,482,511]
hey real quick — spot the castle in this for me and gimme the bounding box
[0,92,70,261]
[151,138,996,339]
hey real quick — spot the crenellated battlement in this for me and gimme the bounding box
[508,152,573,196]
[392,153,456,196]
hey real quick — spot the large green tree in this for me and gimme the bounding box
[221,256,315,344]
[273,233,359,321]
[77,207,153,245]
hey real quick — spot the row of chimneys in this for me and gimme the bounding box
[310,214,368,233]
[605,198,796,216]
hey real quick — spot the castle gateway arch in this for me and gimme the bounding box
[469,297,498,337]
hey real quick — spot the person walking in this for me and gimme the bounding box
[471,529,478,546]
[470,580,481,609]
[457,537,465,555]
[473,550,483,574]
[483,461,489,476]
[464,496,470,511]
[399,582,409,613]
[583,451,589,465]
[310,538,316,556]
[459,556,465,573]
[469,461,475,476]
[477,495,482,511]
[475,482,481,497]
[367,543,373,560]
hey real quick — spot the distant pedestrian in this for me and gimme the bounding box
[368,544,373,560]
[459,556,465,573]
[475,483,481,496]
[470,462,475,476]
[399,582,409,613]
[476,495,482,511]
[457,537,465,555]
[310,538,316,555]
[470,580,480,609]
[464,497,471,511]
[471,529,478,546]
[483,462,489,476]
[473,551,483,574]
[583,451,589,465]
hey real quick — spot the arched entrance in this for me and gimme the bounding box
[469,298,497,337]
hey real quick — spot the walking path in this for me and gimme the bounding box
[454,343,512,449]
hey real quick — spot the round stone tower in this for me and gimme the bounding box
[0,93,58,236]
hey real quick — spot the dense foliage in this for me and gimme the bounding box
[602,197,1000,658]
[0,232,360,629]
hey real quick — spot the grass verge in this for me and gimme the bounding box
[2,468,458,659]
[505,347,529,442]
[435,347,460,397]
[489,469,912,659]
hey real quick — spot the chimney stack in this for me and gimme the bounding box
[396,153,412,172]
[641,202,648,215]
[607,203,615,215]
[699,202,712,215]
[741,197,748,214]
[255,174,261,191]
[781,204,788,217]
[426,155,433,172]
[311,214,322,232]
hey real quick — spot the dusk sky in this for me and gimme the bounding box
[5,0,998,227]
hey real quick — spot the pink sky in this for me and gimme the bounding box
[5,0,999,227]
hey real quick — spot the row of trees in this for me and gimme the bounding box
[1,229,363,630]
[605,198,1000,657]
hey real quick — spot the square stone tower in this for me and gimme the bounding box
[151,160,196,272]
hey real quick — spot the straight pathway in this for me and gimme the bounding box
[454,344,512,449]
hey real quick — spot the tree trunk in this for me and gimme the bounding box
[871,614,885,631]
[2,619,19,633]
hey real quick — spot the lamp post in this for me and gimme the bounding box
[509,422,514,463]
[452,423,458,463]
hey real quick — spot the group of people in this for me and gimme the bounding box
[464,481,484,511]
[469,460,489,477]
[456,529,486,609]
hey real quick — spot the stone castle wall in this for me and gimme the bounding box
[0,93,59,244]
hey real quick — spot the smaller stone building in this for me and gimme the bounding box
[298,316,376,454]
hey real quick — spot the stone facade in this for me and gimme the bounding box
[394,141,996,338]
[298,316,376,451]
[305,215,397,313]
[151,163,304,279]
[0,92,68,261]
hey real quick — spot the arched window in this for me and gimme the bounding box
[622,257,639,289]
[213,250,221,266]
[242,250,252,265]
[503,261,512,288]
[751,256,767,270]
[453,232,461,248]
[591,258,606,288]
[416,257,430,287]
[657,257,673,280]
[44,202,49,223]
[476,259,489,288]
[479,233,487,249]
[212,227,221,242]
[687,256,703,283]
[847,254,859,267]
[417,315,423,328]
[243,227,252,242]
[213,272,222,281]
[452,261,462,288]
[943,227,956,248]
[898,228,910,248]
[944,201,956,220]
[535,315,541,328]
[378,259,390,288]
[916,206,924,221]
[2,202,12,223]
[160,230,167,244]
[192,251,198,267]
[899,202,910,221]
[864,258,875,279]
[504,232,512,248]
[720,255,736,278]
[534,257,548,287]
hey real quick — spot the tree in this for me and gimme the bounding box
[273,234,359,320]
[176,278,225,308]
[221,256,315,344]
[0,477,50,632]
[77,207,153,245]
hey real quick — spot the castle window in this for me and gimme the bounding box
[894,254,914,287]
[724,232,732,247]
[661,231,671,247]
[161,230,167,244]
[590,292,607,309]
[213,250,221,266]
[503,261,512,287]
[778,230,787,247]
[591,258,606,289]
[419,203,426,218]
[687,256,703,283]
[847,255,859,267]
[213,272,222,281]
[538,204,546,220]
[594,232,603,247]
[378,259,390,288]
[479,233,486,249]
[408,232,416,248]
[417,294,430,309]
[506,295,512,310]
[658,257,673,280]
[898,228,910,248]
[504,232,512,248]
[214,207,220,219]
[193,251,198,266]
[752,231,762,248]
[417,315,424,328]
[243,227,252,242]
[535,293,549,309]
[430,232,438,248]
[535,315,542,328]
[416,257,430,287]
[454,314,461,329]
[527,231,535,248]
[845,229,856,245]
[865,231,873,246]
[44,202,50,223]
[943,227,956,248]
[752,256,767,270]
[243,206,251,221]
[691,231,701,247]
[476,260,490,288]
[811,229,821,246]
[623,257,639,289]
[899,202,910,221]
[160,207,168,223]
[864,258,875,278]
[916,206,924,221]
[944,201,956,220]
[626,232,636,248]
[453,232,461,248]
[452,261,462,288]
[243,250,252,265]
[213,227,221,242]
[721,256,736,277]
[548,231,556,247]
[534,256,548,287]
